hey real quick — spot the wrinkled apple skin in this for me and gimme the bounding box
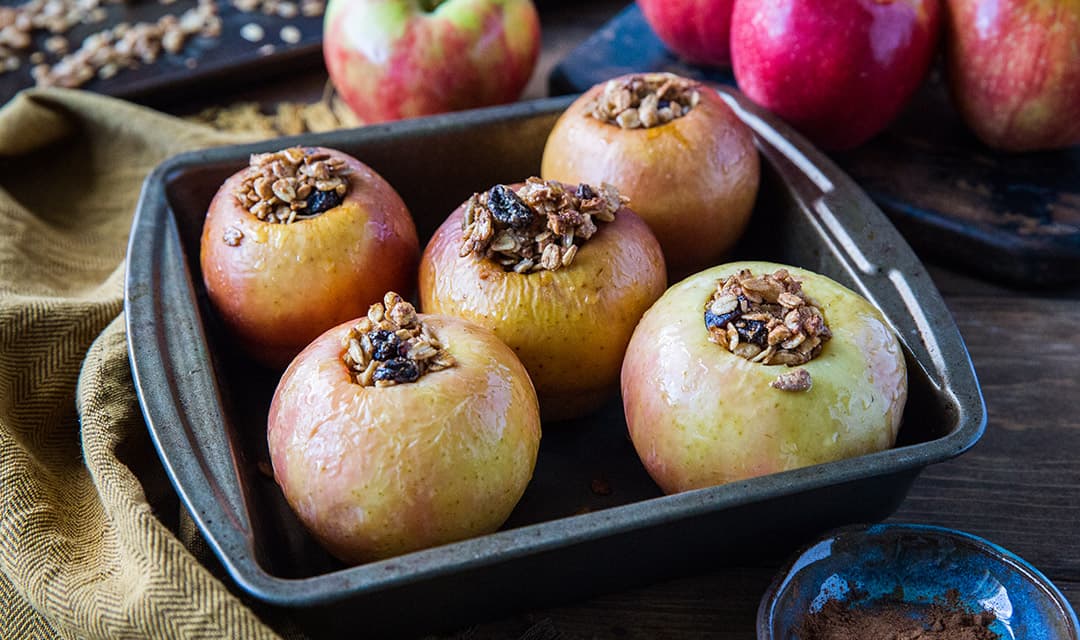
[419,188,666,421]
[200,147,419,370]
[945,0,1080,151]
[622,262,908,494]
[541,77,759,280]
[268,314,541,564]
[731,0,941,151]
[324,0,541,123]
[637,0,736,66]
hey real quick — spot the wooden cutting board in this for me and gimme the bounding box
[0,0,323,105]
[549,5,1080,286]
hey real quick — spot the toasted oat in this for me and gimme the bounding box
[771,368,812,392]
[459,178,624,273]
[589,73,701,130]
[232,146,352,224]
[704,269,832,368]
[342,292,455,387]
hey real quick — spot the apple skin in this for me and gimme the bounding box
[637,0,736,66]
[731,0,941,151]
[945,0,1080,151]
[200,147,419,370]
[621,261,908,494]
[419,186,667,421]
[541,76,759,281]
[268,314,541,564]
[324,0,541,123]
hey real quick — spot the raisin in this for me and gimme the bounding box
[575,183,596,200]
[658,99,671,110]
[705,308,741,330]
[736,320,768,346]
[305,188,343,215]
[367,329,401,361]
[373,358,419,383]
[487,184,535,229]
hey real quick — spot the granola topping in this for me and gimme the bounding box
[232,146,351,224]
[771,368,812,392]
[704,269,832,369]
[459,177,625,273]
[589,73,701,129]
[342,292,455,388]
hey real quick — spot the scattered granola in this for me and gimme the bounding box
[704,269,832,370]
[589,73,701,129]
[232,146,352,224]
[0,0,325,89]
[459,178,625,273]
[771,368,812,392]
[342,292,455,388]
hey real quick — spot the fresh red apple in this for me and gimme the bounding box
[268,293,541,564]
[541,73,759,280]
[200,146,419,370]
[622,262,908,494]
[637,0,736,66]
[945,0,1080,151]
[323,0,541,123]
[420,178,666,421]
[731,0,942,151]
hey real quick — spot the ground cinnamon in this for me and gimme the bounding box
[797,590,1000,640]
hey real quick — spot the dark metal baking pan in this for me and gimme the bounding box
[125,89,986,637]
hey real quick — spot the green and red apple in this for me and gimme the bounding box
[945,0,1080,151]
[324,0,541,123]
[621,262,908,494]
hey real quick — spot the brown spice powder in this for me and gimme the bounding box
[798,593,1000,640]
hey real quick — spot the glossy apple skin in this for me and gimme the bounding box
[541,78,759,281]
[622,261,908,494]
[324,0,541,123]
[268,314,541,564]
[731,0,941,151]
[637,0,736,66]
[200,147,419,370]
[945,0,1080,151]
[419,190,666,421]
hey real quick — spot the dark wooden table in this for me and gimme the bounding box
[162,2,1080,637]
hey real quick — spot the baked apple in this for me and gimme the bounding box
[419,178,666,421]
[268,292,541,564]
[622,262,908,494]
[200,146,419,369]
[541,73,759,280]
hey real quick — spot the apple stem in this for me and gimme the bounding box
[419,0,445,12]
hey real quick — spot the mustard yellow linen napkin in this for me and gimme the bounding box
[0,88,283,639]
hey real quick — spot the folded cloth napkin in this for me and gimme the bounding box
[0,88,284,639]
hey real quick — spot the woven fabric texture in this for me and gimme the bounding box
[0,88,282,639]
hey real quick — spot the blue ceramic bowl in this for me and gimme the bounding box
[758,523,1079,640]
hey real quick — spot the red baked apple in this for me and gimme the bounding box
[541,73,759,280]
[323,0,541,123]
[637,0,737,66]
[200,146,419,369]
[731,0,941,151]
[622,262,908,494]
[420,178,666,421]
[268,293,541,564]
[945,0,1080,151]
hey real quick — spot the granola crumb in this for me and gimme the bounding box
[589,73,701,130]
[459,178,625,273]
[223,226,244,246]
[232,146,352,224]
[342,292,455,387]
[771,368,812,392]
[704,269,832,367]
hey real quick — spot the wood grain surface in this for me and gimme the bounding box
[159,2,1080,637]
